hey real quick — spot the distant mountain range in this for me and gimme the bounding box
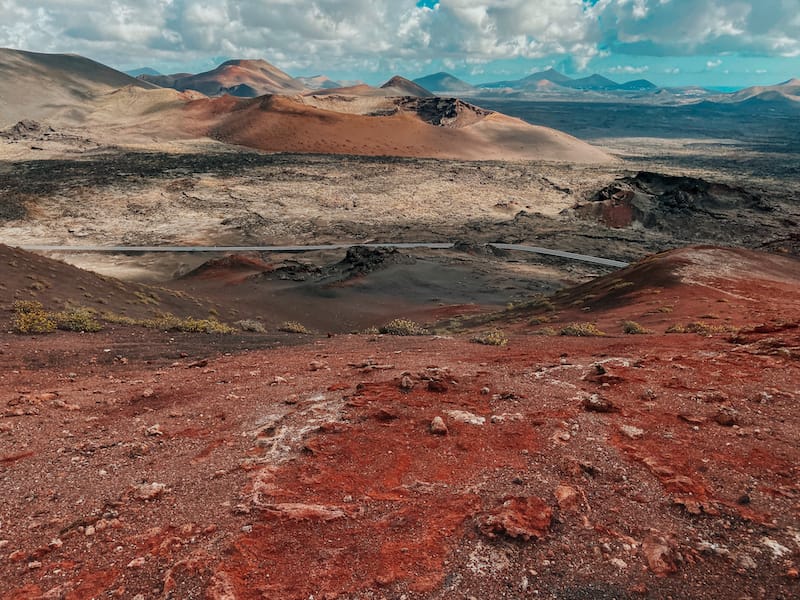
[119,56,797,110]
[475,69,657,92]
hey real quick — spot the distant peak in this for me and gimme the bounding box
[381,75,414,87]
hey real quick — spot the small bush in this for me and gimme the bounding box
[13,300,46,314]
[666,322,736,335]
[279,321,310,334]
[529,315,552,325]
[531,326,558,336]
[472,330,508,346]
[622,320,651,335]
[560,322,606,337]
[55,308,103,332]
[379,319,428,336]
[236,319,267,333]
[13,311,56,334]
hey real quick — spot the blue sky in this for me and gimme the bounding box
[1,1,798,88]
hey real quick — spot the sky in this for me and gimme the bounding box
[0,0,798,88]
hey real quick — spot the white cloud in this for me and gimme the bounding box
[0,0,798,75]
[608,64,650,74]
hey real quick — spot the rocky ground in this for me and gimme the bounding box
[1,246,799,599]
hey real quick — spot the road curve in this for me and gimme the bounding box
[16,243,630,268]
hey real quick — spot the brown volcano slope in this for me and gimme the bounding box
[462,246,800,338]
[1,245,799,599]
[0,244,232,323]
[142,59,305,98]
[0,48,154,126]
[185,94,613,162]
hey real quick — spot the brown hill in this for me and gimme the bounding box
[721,78,800,105]
[0,243,228,322]
[143,59,305,97]
[0,48,154,126]
[185,94,613,163]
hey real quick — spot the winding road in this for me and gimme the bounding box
[16,243,630,268]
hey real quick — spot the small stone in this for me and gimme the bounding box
[583,394,615,413]
[84,525,95,536]
[127,557,146,569]
[309,361,327,371]
[427,380,448,393]
[738,554,757,570]
[786,568,799,579]
[714,407,739,427]
[640,388,657,401]
[133,482,166,501]
[620,425,645,440]
[0,540,9,550]
[610,558,628,569]
[145,424,163,437]
[480,386,490,395]
[400,375,415,392]
[141,389,155,398]
[430,416,448,435]
[28,561,42,570]
[642,535,678,576]
[555,485,581,512]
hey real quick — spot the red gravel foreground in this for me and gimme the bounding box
[1,246,799,599]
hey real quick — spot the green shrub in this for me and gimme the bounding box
[13,311,56,334]
[666,322,736,335]
[531,326,558,336]
[472,329,508,346]
[279,321,311,334]
[54,308,103,333]
[622,320,651,335]
[560,322,606,337]
[236,319,267,333]
[379,318,428,336]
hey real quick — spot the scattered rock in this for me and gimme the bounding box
[585,364,624,385]
[427,380,448,393]
[187,359,209,368]
[430,416,448,435]
[133,482,166,501]
[738,554,757,570]
[642,535,678,576]
[610,558,628,569]
[399,375,415,392]
[445,410,485,426]
[127,557,147,568]
[583,394,616,413]
[620,425,645,440]
[258,503,346,521]
[145,424,164,436]
[555,485,581,512]
[477,497,552,541]
[761,537,791,558]
[714,407,739,427]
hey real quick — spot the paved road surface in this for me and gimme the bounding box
[16,243,630,268]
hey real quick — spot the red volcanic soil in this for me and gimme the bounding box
[1,247,799,599]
